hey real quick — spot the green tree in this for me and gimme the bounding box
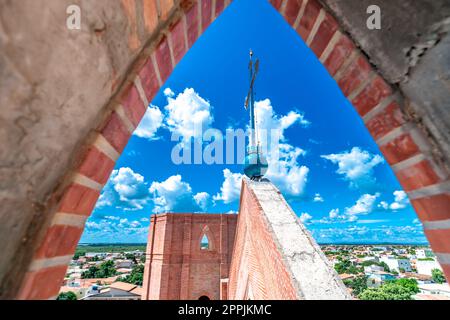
[57,291,77,300]
[120,264,144,286]
[358,278,418,300]
[343,276,368,296]
[432,269,445,284]
[81,260,117,279]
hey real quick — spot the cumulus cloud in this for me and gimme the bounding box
[165,88,213,143]
[213,169,243,204]
[321,147,384,190]
[345,193,380,216]
[83,216,148,243]
[133,105,164,140]
[390,190,409,210]
[194,192,211,211]
[310,224,425,244]
[163,87,175,97]
[329,208,340,219]
[299,212,313,224]
[96,167,150,211]
[377,190,410,211]
[149,174,207,213]
[252,99,310,196]
[313,193,324,202]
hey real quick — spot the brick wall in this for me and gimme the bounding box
[142,213,237,300]
[228,179,350,300]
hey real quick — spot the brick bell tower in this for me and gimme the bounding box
[142,213,238,300]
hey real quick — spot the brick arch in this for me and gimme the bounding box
[15,0,449,299]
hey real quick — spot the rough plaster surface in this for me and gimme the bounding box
[248,180,351,300]
[321,0,450,167]
[0,0,138,297]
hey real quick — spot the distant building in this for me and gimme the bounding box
[380,256,412,272]
[416,259,442,276]
[416,248,434,259]
[364,265,384,274]
[417,283,450,297]
[115,259,134,268]
[81,282,142,300]
[367,272,397,288]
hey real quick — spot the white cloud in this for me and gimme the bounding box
[389,190,409,210]
[96,167,150,211]
[345,193,380,216]
[163,87,175,97]
[165,88,213,143]
[266,143,309,196]
[329,208,340,219]
[378,201,389,210]
[313,193,324,202]
[110,167,150,210]
[140,217,149,222]
[253,99,310,196]
[213,169,243,204]
[194,192,211,211]
[299,212,312,224]
[377,190,410,211]
[133,105,164,140]
[321,147,383,189]
[105,216,120,220]
[149,174,205,213]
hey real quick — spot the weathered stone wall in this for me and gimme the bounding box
[228,179,351,300]
[142,213,237,300]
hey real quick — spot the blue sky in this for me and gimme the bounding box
[80,0,427,244]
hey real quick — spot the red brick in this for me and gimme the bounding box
[425,229,450,253]
[442,264,450,283]
[395,160,442,191]
[185,2,199,48]
[170,20,187,65]
[296,0,321,41]
[58,184,100,216]
[139,57,160,103]
[215,0,225,18]
[121,83,146,127]
[78,146,115,185]
[366,101,405,140]
[310,12,338,57]
[17,265,68,300]
[269,0,284,10]
[100,111,131,153]
[379,133,420,165]
[121,0,140,51]
[201,0,212,32]
[155,37,172,83]
[352,76,393,116]
[284,0,302,26]
[337,56,372,96]
[411,194,450,222]
[143,0,158,32]
[34,225,83,259]
[159,0,175,20]
[324,34,355,76]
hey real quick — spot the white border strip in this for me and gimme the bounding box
[29,255,73,272]
[423,219,450,231]
[407,181,450,200]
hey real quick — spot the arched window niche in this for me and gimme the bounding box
[199,225,213,251]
